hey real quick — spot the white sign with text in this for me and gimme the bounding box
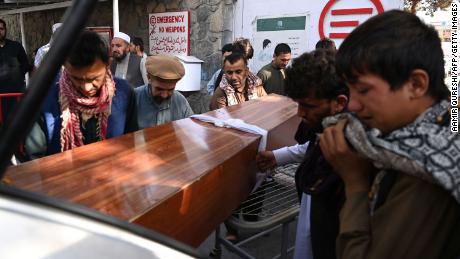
[149,11,190,56]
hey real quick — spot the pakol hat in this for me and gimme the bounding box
[146,55,185,80]
[113,31,131,44]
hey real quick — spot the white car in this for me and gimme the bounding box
[0,186,202,259]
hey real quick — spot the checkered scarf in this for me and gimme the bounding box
[59,68,115,151]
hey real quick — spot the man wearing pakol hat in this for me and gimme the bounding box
[110,31,147,88]
[34,23,62,68]
[134,55,194,128]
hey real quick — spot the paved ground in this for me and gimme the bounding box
[197,164,300,259]
[197,221,297,259]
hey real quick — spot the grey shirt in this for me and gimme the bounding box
[257,62,285,95]
[134,84,194,129]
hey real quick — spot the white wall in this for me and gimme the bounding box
[233,0,403,70]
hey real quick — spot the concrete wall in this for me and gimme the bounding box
[144,0,234,80]
[0,0,233,81]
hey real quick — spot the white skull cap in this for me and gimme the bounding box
[113,31,131,43]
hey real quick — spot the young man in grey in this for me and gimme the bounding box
[257,43,291,95]
[134,55,194,128]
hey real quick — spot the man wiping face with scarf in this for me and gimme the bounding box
[25,31,138,159]
[318,10,460,259]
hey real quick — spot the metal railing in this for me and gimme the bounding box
[213,163,300,259]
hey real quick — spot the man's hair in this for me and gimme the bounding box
[336,10,449,101]
[222,43,233,54]
[315,38,336,51]
[131,37,144,52]
[233,38,254,60]
[224,51,247,66]
[274,43,291,56]
[263,39,271,49]
[285,49,348,100]
[0,18,6,28]
[67,31,109,68]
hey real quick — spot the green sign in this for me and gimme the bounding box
[257,16,306,32]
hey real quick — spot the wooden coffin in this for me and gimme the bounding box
[5,94,300,247]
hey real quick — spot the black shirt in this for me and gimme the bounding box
[295,129,344,259]
[0,39,29,92]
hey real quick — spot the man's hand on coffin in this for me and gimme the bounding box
[256,151,277,172]
[319,119,372,197]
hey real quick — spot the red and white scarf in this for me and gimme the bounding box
[59,68,115,151]
[219,71,263,106]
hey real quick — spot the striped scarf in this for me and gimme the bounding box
[59,68,115,151]
[219,71,263,106]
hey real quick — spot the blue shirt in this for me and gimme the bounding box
[206,69,221,96]
[26,76,138,158]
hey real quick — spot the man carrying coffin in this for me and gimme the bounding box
[210,51,267,110]
[134,55,194,128]
[25,31,138,159]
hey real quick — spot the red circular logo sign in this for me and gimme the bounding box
[318,0,384,40]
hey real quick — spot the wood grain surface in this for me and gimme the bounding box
[5,94,300,246]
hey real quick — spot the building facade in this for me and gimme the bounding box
[0,0,234,82]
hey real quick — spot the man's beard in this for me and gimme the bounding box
[114,51,127,62]
[153,95,171,104]
[229,78,245,89]
[300,119,322,135]
[276,62,286,70]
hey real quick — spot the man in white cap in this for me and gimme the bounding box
[134,55,194,128]
[110,31,147,88]
[34,22,62,68]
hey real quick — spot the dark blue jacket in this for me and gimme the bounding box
[41,77,138,155]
